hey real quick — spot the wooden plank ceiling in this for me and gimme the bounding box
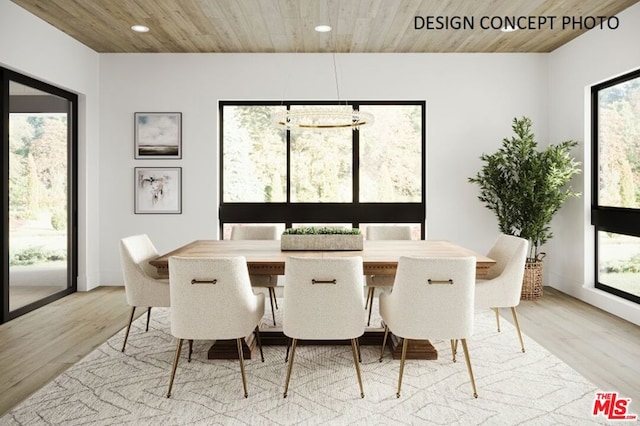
[10,0,640,53]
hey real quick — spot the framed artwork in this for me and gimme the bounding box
[134,167,182,214]
[134,112,182,159]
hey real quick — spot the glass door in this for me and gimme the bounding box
[2,69,77,322]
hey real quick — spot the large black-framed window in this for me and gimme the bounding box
[1,67,78,323]
[219,100,426,238]
[591,68,640,304]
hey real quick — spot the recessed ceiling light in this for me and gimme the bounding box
[131,24,150,33]
[314,25,332,33]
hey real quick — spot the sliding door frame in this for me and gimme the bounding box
[0,67,78,323]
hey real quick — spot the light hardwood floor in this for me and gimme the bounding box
[0,287,142,415]
[506,287,640,416]
[9,285,67,311]
[0,286,638,417]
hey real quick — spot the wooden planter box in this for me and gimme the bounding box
[281,234,364,251]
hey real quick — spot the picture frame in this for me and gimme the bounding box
[134,167,182,214]
[134,112,182,159]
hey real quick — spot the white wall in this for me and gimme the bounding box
[98,52,548,284]
[0,1,100,291]
[548,3,640,325]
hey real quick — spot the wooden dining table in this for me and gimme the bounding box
[150,239,495,360]
[151,239,495,277]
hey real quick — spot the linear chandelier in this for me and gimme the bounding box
[271,106,374,130]
[272,26,375,131]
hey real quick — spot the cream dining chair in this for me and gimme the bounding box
[379,256,478,398]
[364,225,413,326]
[230,225,280,326]
[166,256,265,398]
[282,256,367,398]
[119,234,170,352]
[475,234,529,353]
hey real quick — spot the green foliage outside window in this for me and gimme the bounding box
[222,104,422,203]
[597,77,640,208]
[9,114,68,229]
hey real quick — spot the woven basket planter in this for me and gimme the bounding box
[521,258,544,300]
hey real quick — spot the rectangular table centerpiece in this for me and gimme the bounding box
[280,227,363,251]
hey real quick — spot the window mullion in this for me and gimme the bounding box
[353,104,360,204]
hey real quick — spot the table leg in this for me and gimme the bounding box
[207,328,437,360]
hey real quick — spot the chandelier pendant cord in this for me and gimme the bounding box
[270,4,374,130]
[332,51,346,106]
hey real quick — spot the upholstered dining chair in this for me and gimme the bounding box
[166,256,265,398]
[230,225,280,326]
[379,256,477,398]
[119,234,170,352]
[282,256,366,398]
[475,234,529,353]
[364,225,413,326]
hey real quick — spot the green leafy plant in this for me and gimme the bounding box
[602,253,640,274]
[10,246,67,266]
[282,226,361,235]
[469,116,581,259]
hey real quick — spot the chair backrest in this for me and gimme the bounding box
[283,257,365,340]
[478,234,528,307]
[365,225,412,287]
[169,256,263,340]
[366,225,413,240]
[386,256,476,340]
[120,234,161,279]
[120,234,165,305]
[230,225,280,240]
[485,234,528,282]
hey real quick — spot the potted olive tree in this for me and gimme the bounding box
[469,116,581,299]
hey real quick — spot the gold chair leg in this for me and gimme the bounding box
[237,338,248,398]
[283,338,298,398]
[285,338,291,362]
[254,325,264,362]
[397,338,409,398]
[121,306,136,352]
[366,287,375,326]
[494,308,501,332]
[365,286,373,309]
[146,307,152,332]
[166,338,183,398]
[188,340,193,362]
[379,325,390,362]
[460,338,478,398]
[351,338,365,398]
[450,339,458,363]
[510,307,526,353]
[268,288,276,326]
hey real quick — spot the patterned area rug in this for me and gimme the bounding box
[2,300,608,425]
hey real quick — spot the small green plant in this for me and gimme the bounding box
[469,116,581,259]
[51,210,67,231]
[10,247,67,266]
[602,253,640,274]
[11,246,46,266]
[283,226,361,235]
